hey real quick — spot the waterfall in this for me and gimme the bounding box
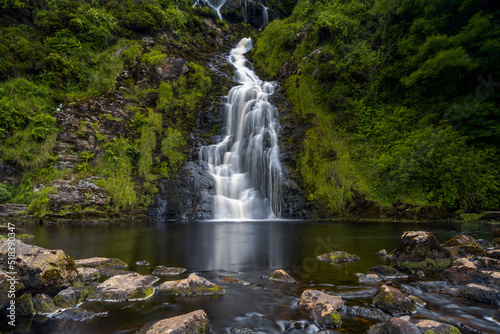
[260,5,269,30]
[200,38,283,220]
[193,0,227,19]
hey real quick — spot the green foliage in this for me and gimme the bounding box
[0,183,12,202]
[95,176,138,210]
[159,127,187,177]
[141,46,166,67]
[137,109,162,177]
[26,187,57,216]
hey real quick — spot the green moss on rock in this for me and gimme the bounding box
[17,293,35,315]
[128,286,155,300]
[317,251,360,263]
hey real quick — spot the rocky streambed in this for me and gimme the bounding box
[1,222,500,333]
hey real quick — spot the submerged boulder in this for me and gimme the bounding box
[95,273,157,301]
[299,290,343,329]
[268,269,296,283]
[138,309,212,334]
[172,273,224,296]
[317,251,360,263]
[366,317,420,334]
[443,234,485,257]
[0,240,77,293]
[390,231,453,270]
[372,285,416,316]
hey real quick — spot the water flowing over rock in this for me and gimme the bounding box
[200,38,283,220]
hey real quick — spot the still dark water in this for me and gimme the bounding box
[19,220,499,333]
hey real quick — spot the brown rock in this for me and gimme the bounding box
[158,280,182,292]
[77,267,100,282]
[76,257,128,269]
[443,234,486,256]
[412,320,461,334]
[152,267,186,276]
[216,275,250,285]
[441,265,489,286]
[138,310,212,334]
[269,269,296,283]
[172,273,224,296]
[455,283,500,305]
[95,273,158,301]
[366,317,420,334]
[452,258,476,269]
[373,285,416,316]
[317,251,360,263]
[299,290,343,330]
[476,257,500,270]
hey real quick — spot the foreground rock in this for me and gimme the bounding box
[317,251,360,263]
[172,273,225,296]
[75,257,127,269]
[95,273,157,301]
[54,285,96,308]
[455,283,500,305]
[138,310,212,334]
[1,269,23,309]
[299,290,344,329]
[373,285,416,316]
[412,320,461,334]
[269,269,296,283]
[32,293,57,313]
[367,265,408,279]
[442,234,485,257]
[440,266,489,286]
[391,231,453,270]
[0,240,77,293]
[152,267,187,276]
[366,317,419,334]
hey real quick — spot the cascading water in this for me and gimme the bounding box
[200,38,282,220]
[193,0,227,19]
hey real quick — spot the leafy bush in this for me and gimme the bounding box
[0,183,12,202]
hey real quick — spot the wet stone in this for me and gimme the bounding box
[75,257,128,269]
[152,266,186,276]
[268,269,296,283]
[317,251,360,263]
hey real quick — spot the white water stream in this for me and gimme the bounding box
[200,38,282,220]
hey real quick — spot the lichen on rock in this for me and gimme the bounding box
[317,251,360,263]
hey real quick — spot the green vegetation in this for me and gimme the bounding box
[254,0,500,215]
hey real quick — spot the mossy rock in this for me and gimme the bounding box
[32,294,57,314]
[152,266,186,276]
[442,234,486,256]
[312,305,342,330]
[17,293,35,316]
[75,257,128,269]
[412,320,461,334]
[269,269,296,283]
[317,251,360,263]
[128,286,155,300]
[367,265,408,279]
[372,285,416,316]
[216,275,250,285]
[172,273,225,296]
[0,226,34,240]
[53,287,84,308]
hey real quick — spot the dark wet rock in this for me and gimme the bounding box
[95,273,158,301]
[333,288,377,300]
[0,161,22,187]
[391,231,453,270]
[138,309,212,334]
[75,257,128,269]
[54,285,95,308]
[17,292,35,316]
[452,258,477,269]
[485,271,500,288]
[443,234,486,257]
[343,305,390,322]
[455,283,500,305]
[409,295,426,306]
[285,320,304,331]
[230,328,264,334]
[376,249,388,256]
[412,281,447,292]
[155,57,190,82]
[51,308,108,322]
[216,275,250,285]
[317,251,360,263]
[493,309,500,323]
[368,265,408,279]
[460,322,498,334]
[0,225,33,239]
[0,240,77,293]
[486,250,500,259]
[476,257,500,270]
[373,285,416,316]
[493,229,500,239]
[172,273,225,296]
[136,261,150,266]
[152,266,187,276]
[299,290,344,312]
[359,274,383,284]
[77,267,100,282]
[47,179,108,213]
[32,294,57,314]
[476,239,494,250]
[441,266,489,286]
[412,320,461,334]
[269,269,296,283]
[157,280,182,292]
[97,267,134,277]
[366,317,420,334]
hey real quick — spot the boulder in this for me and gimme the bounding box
[75,257,127,269]
[17,292,35,316]
[95,273,158,301]
[452,258,476,269]
[376,249,388,256]
[32,293,57,314]
[298,290,343,330]
[367,265,408,279]
[268,269,296,283]
[333,288,377,300]
[412,281,447,292]
[158,280,182,292]
[77,267,100,282]
[216,275,250,285]
[152,267,187,276]
[460,322,497,334]
[97,267,134,277]
[172,273,224,296]
[366,317,420,334]
[0,269,23,309]
[454,283,500,305]
[359,274,382,284]
[476,257,500,270]
[441,266,489,286]
[486,250,500,259]
[372,285,416,316]
[390,231,453,270]
[317,251,360,263]
[0,225,33,239]
[138,309,212,334]
[343,305,390,322]
[0,240,77,293]
[54,285,95,308]
[443,234,485,256]
[412,320,461,334]
[476,239,494,250]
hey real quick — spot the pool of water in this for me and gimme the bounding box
[14,220,500,333]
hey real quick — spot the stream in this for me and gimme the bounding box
[18,219,499,333]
